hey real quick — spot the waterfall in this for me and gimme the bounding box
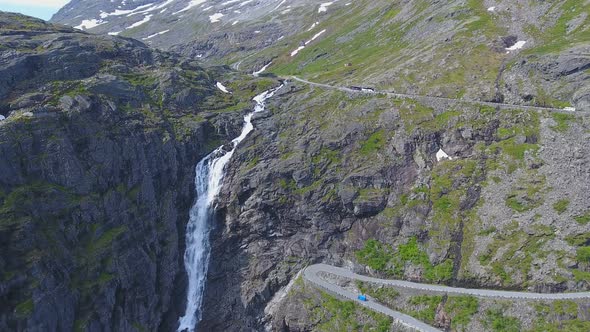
[177,86,282,332]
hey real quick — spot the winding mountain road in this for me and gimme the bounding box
[304,264,590,332]
[289,76,581,114]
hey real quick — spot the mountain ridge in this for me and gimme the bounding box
[51,0,590,111]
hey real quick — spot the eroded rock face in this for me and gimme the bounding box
[199,82,590,330]
[195,87,468,330]
[0,100,201,332]
[502,44,590,111]
[0,13,256,331]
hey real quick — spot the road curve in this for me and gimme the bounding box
[306,264,590,300]
[303,264,442,332]
[289,76,582,114]
[304,264,590,332]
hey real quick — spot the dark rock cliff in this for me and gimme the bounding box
[0,99,205,332]
[0,13,269,332]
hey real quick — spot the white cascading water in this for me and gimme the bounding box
[177,86,282,332]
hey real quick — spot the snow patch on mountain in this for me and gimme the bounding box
[209,13,224,23]
[127,14,153,29]
[436,149,452,161]
[274,0,287,11]
[253,61,272,76]
[291,29,326,56]
[216,82,230,93]
[307,29,326,44]
[174,0,207,14]
[307,21,319,31]
[318,2,333,13]
[75,19,106,30]
[506,40,526,52]
[143,29,170,40]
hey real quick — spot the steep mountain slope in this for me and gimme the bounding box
[53,0,589,110]
[9,0,590,331]
[0,12,275,331]
[263,0,589,108]
[206,82,590,331]
[51,0,322,58]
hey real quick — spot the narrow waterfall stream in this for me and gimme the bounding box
[177,86,282,332]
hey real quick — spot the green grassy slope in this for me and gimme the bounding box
[238,0,588,106]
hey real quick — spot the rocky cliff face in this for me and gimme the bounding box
[203,84,590,330]
[3,0,590,330]
[0,13,272,331]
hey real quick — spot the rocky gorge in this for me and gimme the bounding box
[0,12,274,331]
[1,0,590,331]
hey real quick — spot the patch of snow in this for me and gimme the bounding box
[318,2,333,13]
[487,6,495,12]
[126,14,152,30]
[130,0,176,16]
[277,35,284,41]
[253,61,272,76]
[75,19,106,30]
[436,149,453,162]
[22,112,34,118]
[291,29,327,57]
[0,115,5,121]
[108,31,122,36]
[273,0,287,11]
[290,46,305,57]
[506,40,526,51]
[99,0,175,20]
[240,0,254,6]
[232,20,239,25]
[209,13,224,23]
[221,0,241,5]
[142,29,170,40]
[307,21,319,31]
[306,29,326,44]
[563,107,576,112]
[99,3,154,18]
[174,0,207,14]
[216,82,230,93]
